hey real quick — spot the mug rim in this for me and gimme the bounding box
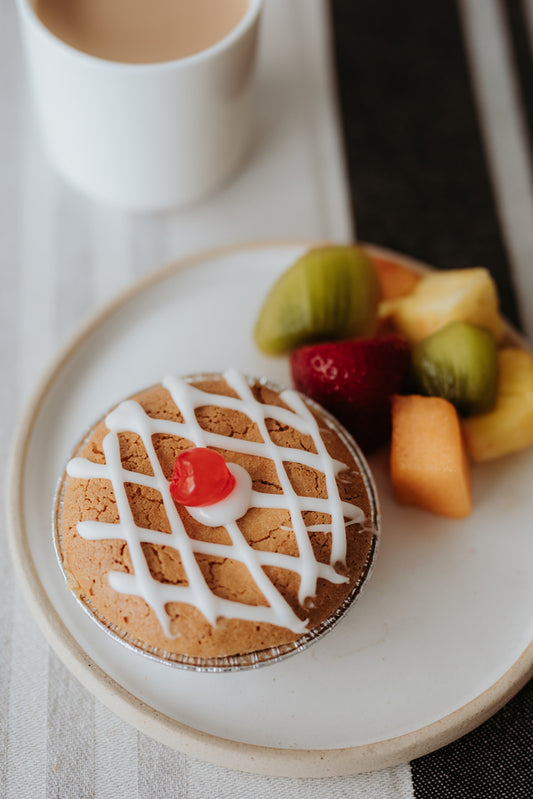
[15,0,264,72]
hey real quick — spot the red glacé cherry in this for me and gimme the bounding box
[170,448,236,507]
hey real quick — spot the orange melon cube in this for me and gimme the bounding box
[370,254,421,300]
[391,395,472,518]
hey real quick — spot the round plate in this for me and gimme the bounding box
[7,241,533,777]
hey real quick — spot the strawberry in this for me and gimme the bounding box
[290,336,411,453]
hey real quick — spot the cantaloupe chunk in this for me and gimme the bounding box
[370,254,421,300]
[391,395,472,518]
[462,347,533,461]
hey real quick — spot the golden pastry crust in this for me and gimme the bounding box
[60,377,376,659]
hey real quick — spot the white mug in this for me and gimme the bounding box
[15,0,263,212]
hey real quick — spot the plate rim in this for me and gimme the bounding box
[6,239,533,777]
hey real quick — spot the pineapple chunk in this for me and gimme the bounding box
[462,348,533,461]
[380,267,504,344]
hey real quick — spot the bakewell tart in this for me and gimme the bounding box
[55,369,379,670]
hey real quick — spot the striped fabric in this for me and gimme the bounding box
[1,0,531,797]
[331,1,533,795]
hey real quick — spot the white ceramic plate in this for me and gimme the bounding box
[7,242,533,777]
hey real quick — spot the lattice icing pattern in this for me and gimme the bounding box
[66,369,368,638]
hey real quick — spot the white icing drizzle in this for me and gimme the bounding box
[66,369,367,636]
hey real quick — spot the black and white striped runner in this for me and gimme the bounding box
[331,0,533,794]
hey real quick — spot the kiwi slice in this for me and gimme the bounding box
[254,246,381,355]
[412,321,498,416]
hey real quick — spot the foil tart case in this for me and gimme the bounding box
[53,374,380,673]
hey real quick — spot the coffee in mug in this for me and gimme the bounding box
[18,0,262,210]
[34,0,250,64]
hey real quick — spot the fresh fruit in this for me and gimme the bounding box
[462,347,533,461]
[411,321,498,415]
[380,267,504,344]
[254,246,381,355]
[170,448,235,507]
[390,395,472,518]
[290,335,411,453]
[370,253,421,300]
